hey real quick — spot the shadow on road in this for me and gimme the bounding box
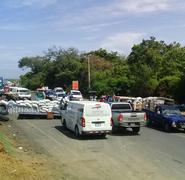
[110,128,141,136]
[55,126,108,140]
[145,125,185,133]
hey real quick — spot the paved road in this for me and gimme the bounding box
[12,119,185,180]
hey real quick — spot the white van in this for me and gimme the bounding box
[9,87,31,100]
[61,101,112,137]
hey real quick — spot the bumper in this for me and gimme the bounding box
[175,123,185,129]
[81,130,111,135]
[118,121,146,128]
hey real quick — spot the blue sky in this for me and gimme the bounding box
[1,0,185,78]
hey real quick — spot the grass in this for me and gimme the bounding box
[0,131,13,154]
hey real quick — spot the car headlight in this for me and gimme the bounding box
[172,121,176,128]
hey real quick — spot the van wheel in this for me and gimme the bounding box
[132,127,140,134]
[100,134,106,138]
[75,126,80,138]
[62,119,67,129]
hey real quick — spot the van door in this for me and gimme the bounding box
[84,104,111,131]
[65,104,73,130]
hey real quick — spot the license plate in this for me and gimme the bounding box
[130,123,136,126]
[95,123,101,127]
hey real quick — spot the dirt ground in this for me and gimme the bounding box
[0,121,64,180]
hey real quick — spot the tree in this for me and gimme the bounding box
[127,37,185,98]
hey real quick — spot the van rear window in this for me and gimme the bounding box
[85,105,110,116]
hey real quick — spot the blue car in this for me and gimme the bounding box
[144,105,185,132]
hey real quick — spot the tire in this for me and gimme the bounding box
[132,127,140,134]
[75,126,80,138]
[62,119,67,129]
[146,118,152,127]
[164,123,171,132]
[100,134,106,138]
[112,122,118,134]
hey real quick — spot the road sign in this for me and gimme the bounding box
[72,81,79,90]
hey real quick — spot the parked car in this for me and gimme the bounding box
[9,87,31,100]
[53,92,66,101]
[110,102,146,134]
[53,87,64,93]
[45,89,55,100]
[89,91,97,101]
[61,101,112,137]
[144,105,185,132]
[69,90,83,101]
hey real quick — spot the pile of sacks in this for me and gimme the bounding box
[0,99,60,114]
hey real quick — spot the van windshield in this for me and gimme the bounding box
[85,104,110,116]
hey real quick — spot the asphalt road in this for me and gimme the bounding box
[11,118,185,180]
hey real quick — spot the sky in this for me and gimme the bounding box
[1,0,185,78]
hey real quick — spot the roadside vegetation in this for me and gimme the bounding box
[18,37,185,103]
[0,124,63,180]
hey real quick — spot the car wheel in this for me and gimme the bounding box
[75,126,80,138]
[132,127,140,134]
[146,118,152,127]
[62,119,67,129]
[112,122,118,134]
[164,123,171,132]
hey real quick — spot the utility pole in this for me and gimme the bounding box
[88,55,91,89]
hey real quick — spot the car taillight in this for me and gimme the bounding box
[144,113,147,121]
[117,114,123,121]
[81,117,85,127]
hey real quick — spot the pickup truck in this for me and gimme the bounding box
[110,102,146,134]
[144,105,185,132]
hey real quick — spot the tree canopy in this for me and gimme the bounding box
[18,37,185,103]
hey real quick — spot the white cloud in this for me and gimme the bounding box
[12,0,58,8]
[100,32,145,54]
[52,0,172,32]
[110,0,169,14]
[0,23,33,31]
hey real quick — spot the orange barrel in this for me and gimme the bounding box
[47,112,54,120]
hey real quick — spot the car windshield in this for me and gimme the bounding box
[163,109,181,115]
[56,89,63,92]
[111,104,131,110]
[19,90,30,94]
[58,94,65,97]
[72,91,81,95]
